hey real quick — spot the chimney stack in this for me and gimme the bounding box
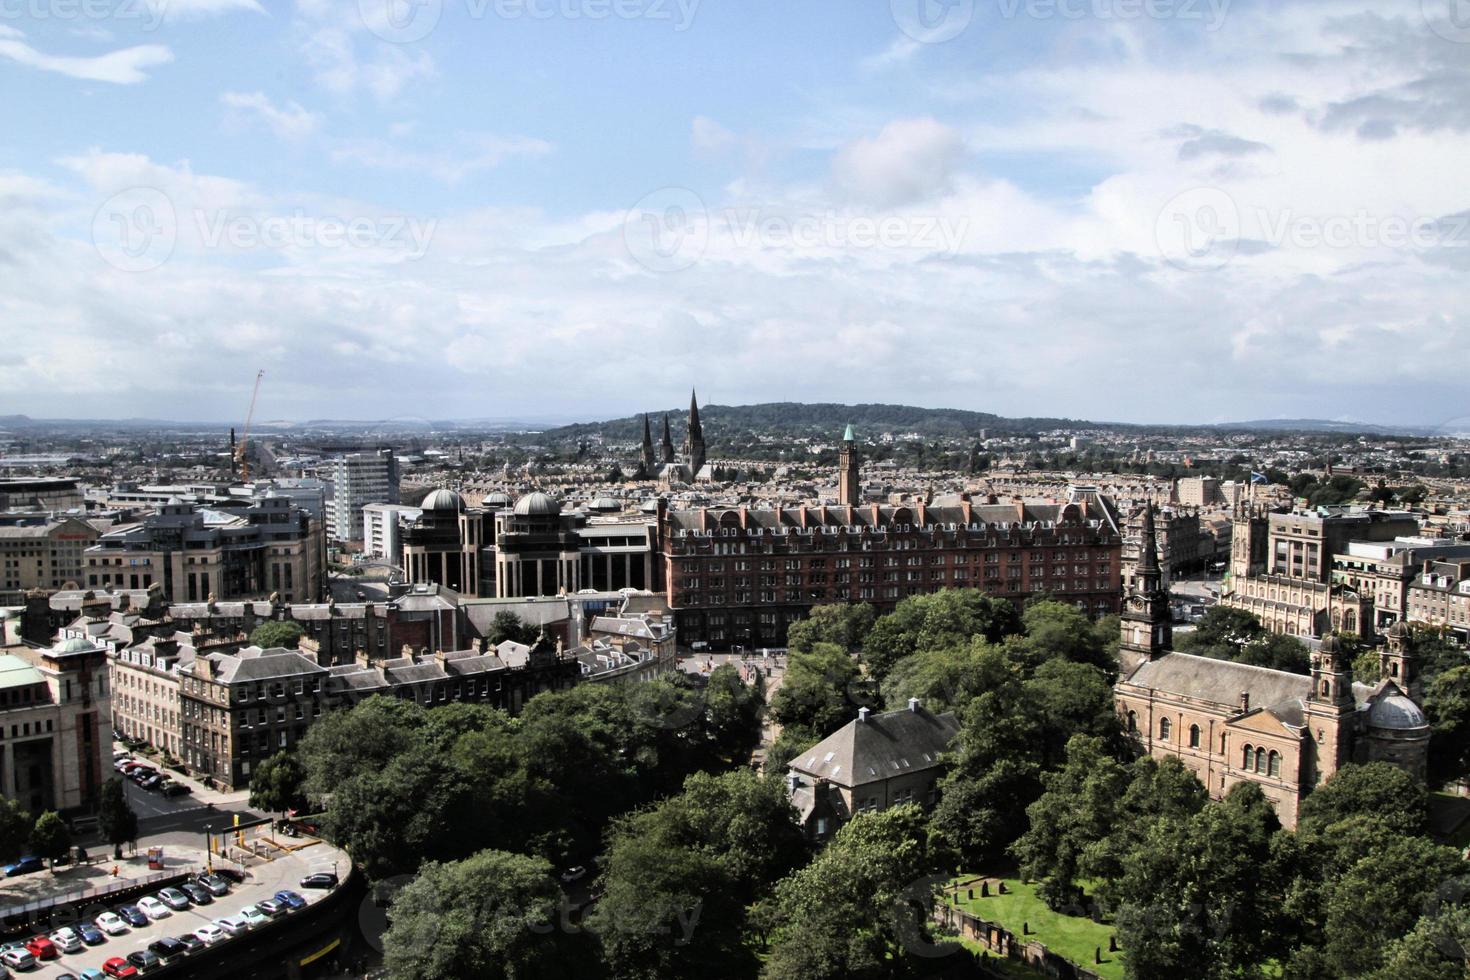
[908,697,920,713]
[858,706,870,723]
[1240,692,1250,713]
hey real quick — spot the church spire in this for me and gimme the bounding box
[661,414,675,464]
[1119,502,1171,676]
[683,389,706,477]
[688,389,704,441]
[640,414,655,473]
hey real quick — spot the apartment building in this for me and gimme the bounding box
[328,451,400,545]
[0,517,104,592]
[1407,559,1470,642]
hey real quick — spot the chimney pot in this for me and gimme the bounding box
[908,697,920,713]
[858,706,870,723]
[1240,692,1250,712]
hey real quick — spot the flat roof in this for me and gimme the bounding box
[0,655,45,690]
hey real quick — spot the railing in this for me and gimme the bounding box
[0,865,198,925]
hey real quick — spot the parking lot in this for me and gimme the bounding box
[1,840,346,978]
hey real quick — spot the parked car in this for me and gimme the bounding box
[299,871,338,889]
[238,905,269,928]
[157,887,191,911]
[3,856,44,877]
[95,912,128,936]
[257,898,287,918]
[213,917,248,937]
[214,867,247,883]
[114,905,148,928]
[139,774,166,791]
[175,934,204,954]
[181,882,212,905]
[100,958,138,978]
[25,935,58,960]
[136,896,170,920]
[125,949,160,972]
[192,923,225,946]
[161,783,191,798]
[0,948,35,971]
[147,937,187,962]
[76,922,106,946]
[49,928,83,953]
[273,889,306,911]
[195,872,231,896]
[80,969,108,980]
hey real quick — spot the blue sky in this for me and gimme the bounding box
[2,0,1468,428]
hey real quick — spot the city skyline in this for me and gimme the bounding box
[4,0,1468,424]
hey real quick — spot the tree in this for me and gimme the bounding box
[863,589,1021,679]
[769,643,867,737]
[880,639,1012,714]
[1175,606,1265,659]
[0,799,31,864]
[1427,665,1470,781]
[591,770,804,979]
[381,849,591,980]
[1023,658,1125,769]
[248,620,304,650]
[29,811,71,869]
[786,603,875,654]
[1010,735,1129,911]
[761,805,946,980]
[250,752,307,820]
[97,778,138,860]
[298,695,426,800]
[1113,784,1283,980]
[487,611,540,647]
[1010,600,1116,674]
[1370,903,1470,980]
[1296,762,1428,837]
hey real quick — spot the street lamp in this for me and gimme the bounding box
[204,824,213,873]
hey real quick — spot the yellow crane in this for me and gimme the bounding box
[236,369,265,481]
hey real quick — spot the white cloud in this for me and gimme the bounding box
[0,37,172,84]
[861,37,921,71]
[692,116,737,155]
[330,134,553,182]
[220,91,321,140]
[831,117,965,206]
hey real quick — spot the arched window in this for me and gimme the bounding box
[1127,711,1137,734]
[1255,747,1267,773]
[1189,724,1201,749]
[1321,680,1330,697]
[1159,717,1172,741]
[1242,744,1253,768]
[1267,751,1281,778]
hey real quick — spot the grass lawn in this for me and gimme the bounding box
[947,875,1125,980]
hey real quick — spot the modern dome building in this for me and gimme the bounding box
[401,488,483,597]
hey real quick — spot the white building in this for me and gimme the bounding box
[328,451,399,545]
[362,504,421,564]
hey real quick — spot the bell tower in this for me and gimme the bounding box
[1304,634,1356,786]
[1119,503,1171,677]
[838,424,860,507]
[1380,621,1419,700]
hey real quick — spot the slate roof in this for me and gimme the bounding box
[789,705,959,788]
[204,648,324,684]
[1123,653,1313,711]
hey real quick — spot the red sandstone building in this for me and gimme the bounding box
[655,488,1124,650]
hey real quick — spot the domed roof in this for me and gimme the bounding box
[589,496,620,511]
[1368,692,1428,731]
[1388,620,1412,639]
[53,636,99,655]
[513,492,561,516]
[1320,634,1341,654]
[420,488,463,512]
[481,492,511,507]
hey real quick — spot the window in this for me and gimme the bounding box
[1242,744,1253,768]
[1159,717,1171,741]
[1267,751,1281,778]
[1127,710,1137,734]
[1188,724,1201,749]
[1254,747,1266,773]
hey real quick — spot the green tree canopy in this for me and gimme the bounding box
[97,778,138,858]
[863,589,1022,679]
[248,620,304,650]
[786,603,876,654]
[769,642,867,737]
[249,751,308,817]
[381,849,593,980]
[0,798,32,864]
[1296,762,1429,837]
[29,811,71,867]
[487,611,541,647]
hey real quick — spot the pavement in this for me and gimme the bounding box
[1,836,348,980]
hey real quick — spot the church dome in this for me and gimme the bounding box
[513,492,561,516]
[1388,620,1412,640]
[1368,693,1428,732]
[1320,634,1341,654]
[53,636,99,655]
[420,488,463,512]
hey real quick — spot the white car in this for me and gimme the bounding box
[137,896,171,920]
[238,905,269,928]
[95,912,129,935]
[49,928,82,953]
[214,916,248,937]
[0,948,34,971]
[193,923,226,946]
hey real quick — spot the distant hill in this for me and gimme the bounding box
[536,402,1101,443]
[1215,419,1440,437]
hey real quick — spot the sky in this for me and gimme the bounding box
[1,0,1468,428]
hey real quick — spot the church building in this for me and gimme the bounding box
[1114,504,1429,829]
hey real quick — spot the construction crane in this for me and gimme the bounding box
[236,369,265,481]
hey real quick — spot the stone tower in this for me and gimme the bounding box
[661,414,676,465]
[838,424,860,507]
[683,389,706,477]
[1119,503,1172,677]
[1381,620,1420,700]
[1230,500,1269,582]
[640,414,656,474]
[1304,634,1357,788]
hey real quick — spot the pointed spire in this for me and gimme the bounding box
[1137,502,1161,580]
[688,389,703,440]
[843,423,855,442]
[641,413,653,447]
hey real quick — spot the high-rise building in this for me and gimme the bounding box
[328,451,399,545]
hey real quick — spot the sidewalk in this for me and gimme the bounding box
[114,743,252,808]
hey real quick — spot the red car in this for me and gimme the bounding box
[25,935,58,960]
[103,956,140,977]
